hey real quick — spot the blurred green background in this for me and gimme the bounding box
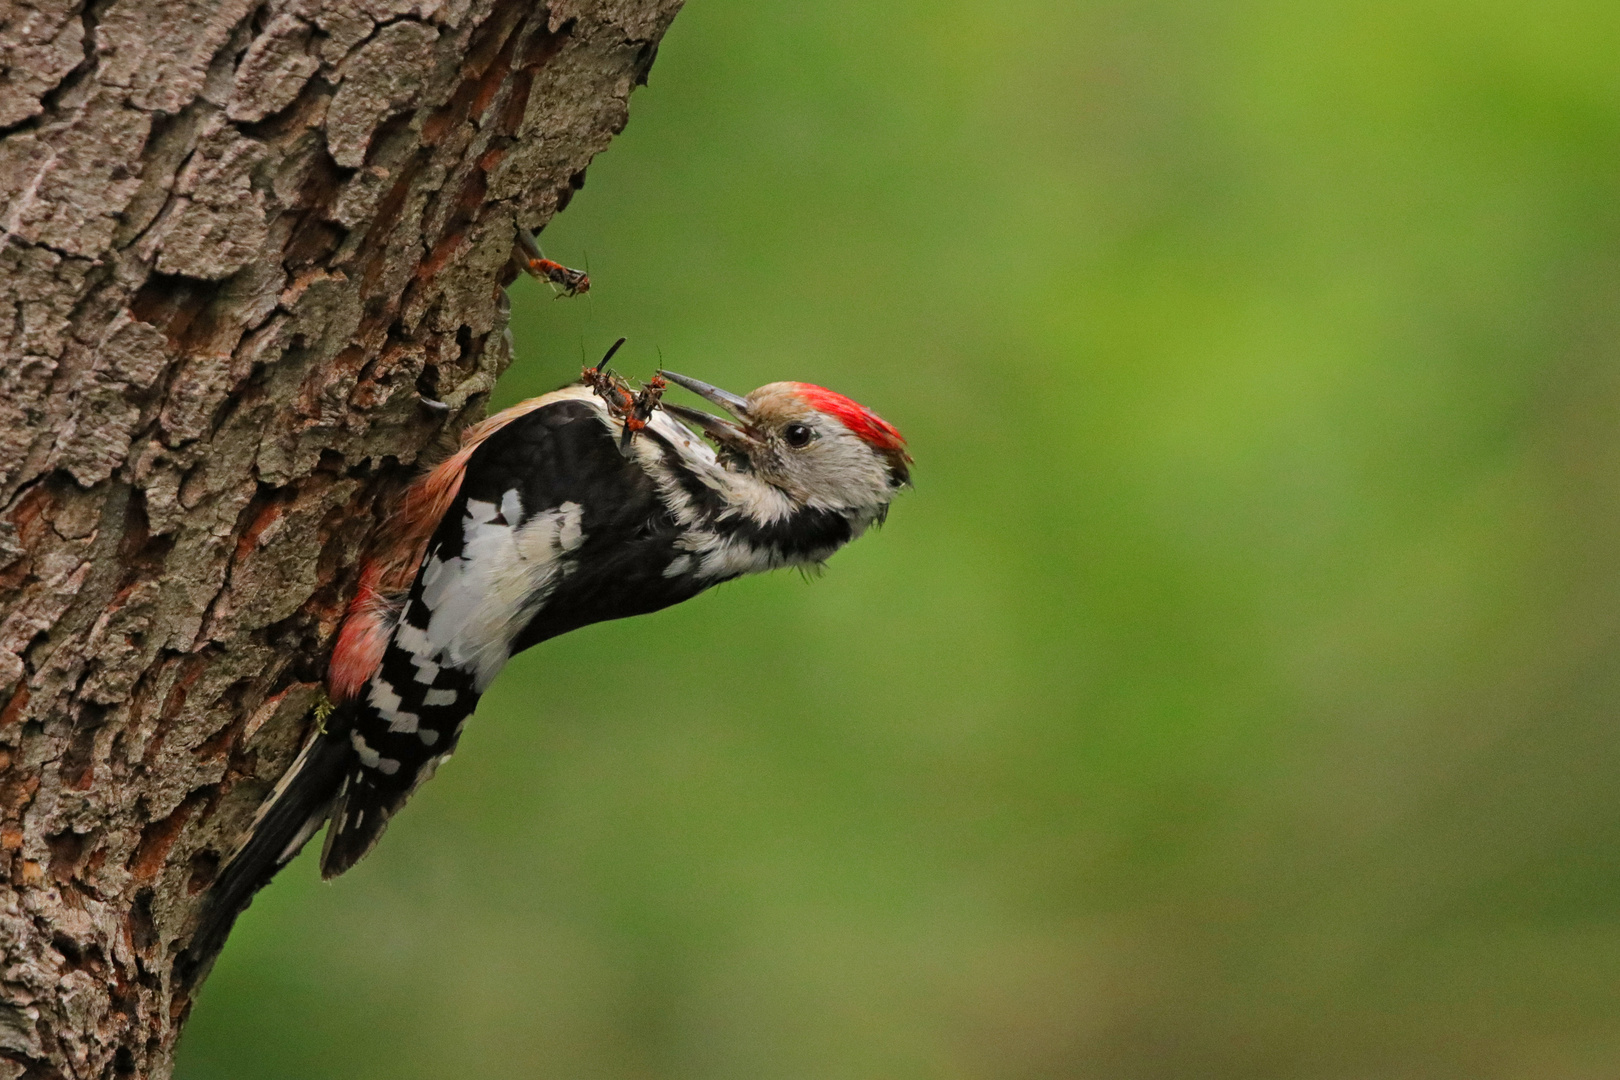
[180,1,1620,1077]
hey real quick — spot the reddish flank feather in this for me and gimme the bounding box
[788,383,910,457]
[328,563,397,703]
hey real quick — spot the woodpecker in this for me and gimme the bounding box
[180,362,910,977]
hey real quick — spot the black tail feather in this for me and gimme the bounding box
[318,746,451,879]
[318,766,395,880]
[175,722,354,987]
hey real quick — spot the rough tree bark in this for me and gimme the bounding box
[0,0,681,1074]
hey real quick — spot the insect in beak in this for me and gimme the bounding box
[583,339,667,458]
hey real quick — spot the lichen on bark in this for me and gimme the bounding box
[0,0,681,1075]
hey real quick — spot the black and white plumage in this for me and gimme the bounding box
[180,373,910,977]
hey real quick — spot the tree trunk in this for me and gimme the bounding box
[0,0,680,1074]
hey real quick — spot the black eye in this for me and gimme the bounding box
[783,423,814,448]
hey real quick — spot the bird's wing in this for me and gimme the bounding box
[318,395,620,877]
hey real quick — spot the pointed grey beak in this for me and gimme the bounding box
[657,370,759,453]
[660,402,757,452]
[657,370,752,418]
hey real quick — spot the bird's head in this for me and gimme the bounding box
[658,370,912,514]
